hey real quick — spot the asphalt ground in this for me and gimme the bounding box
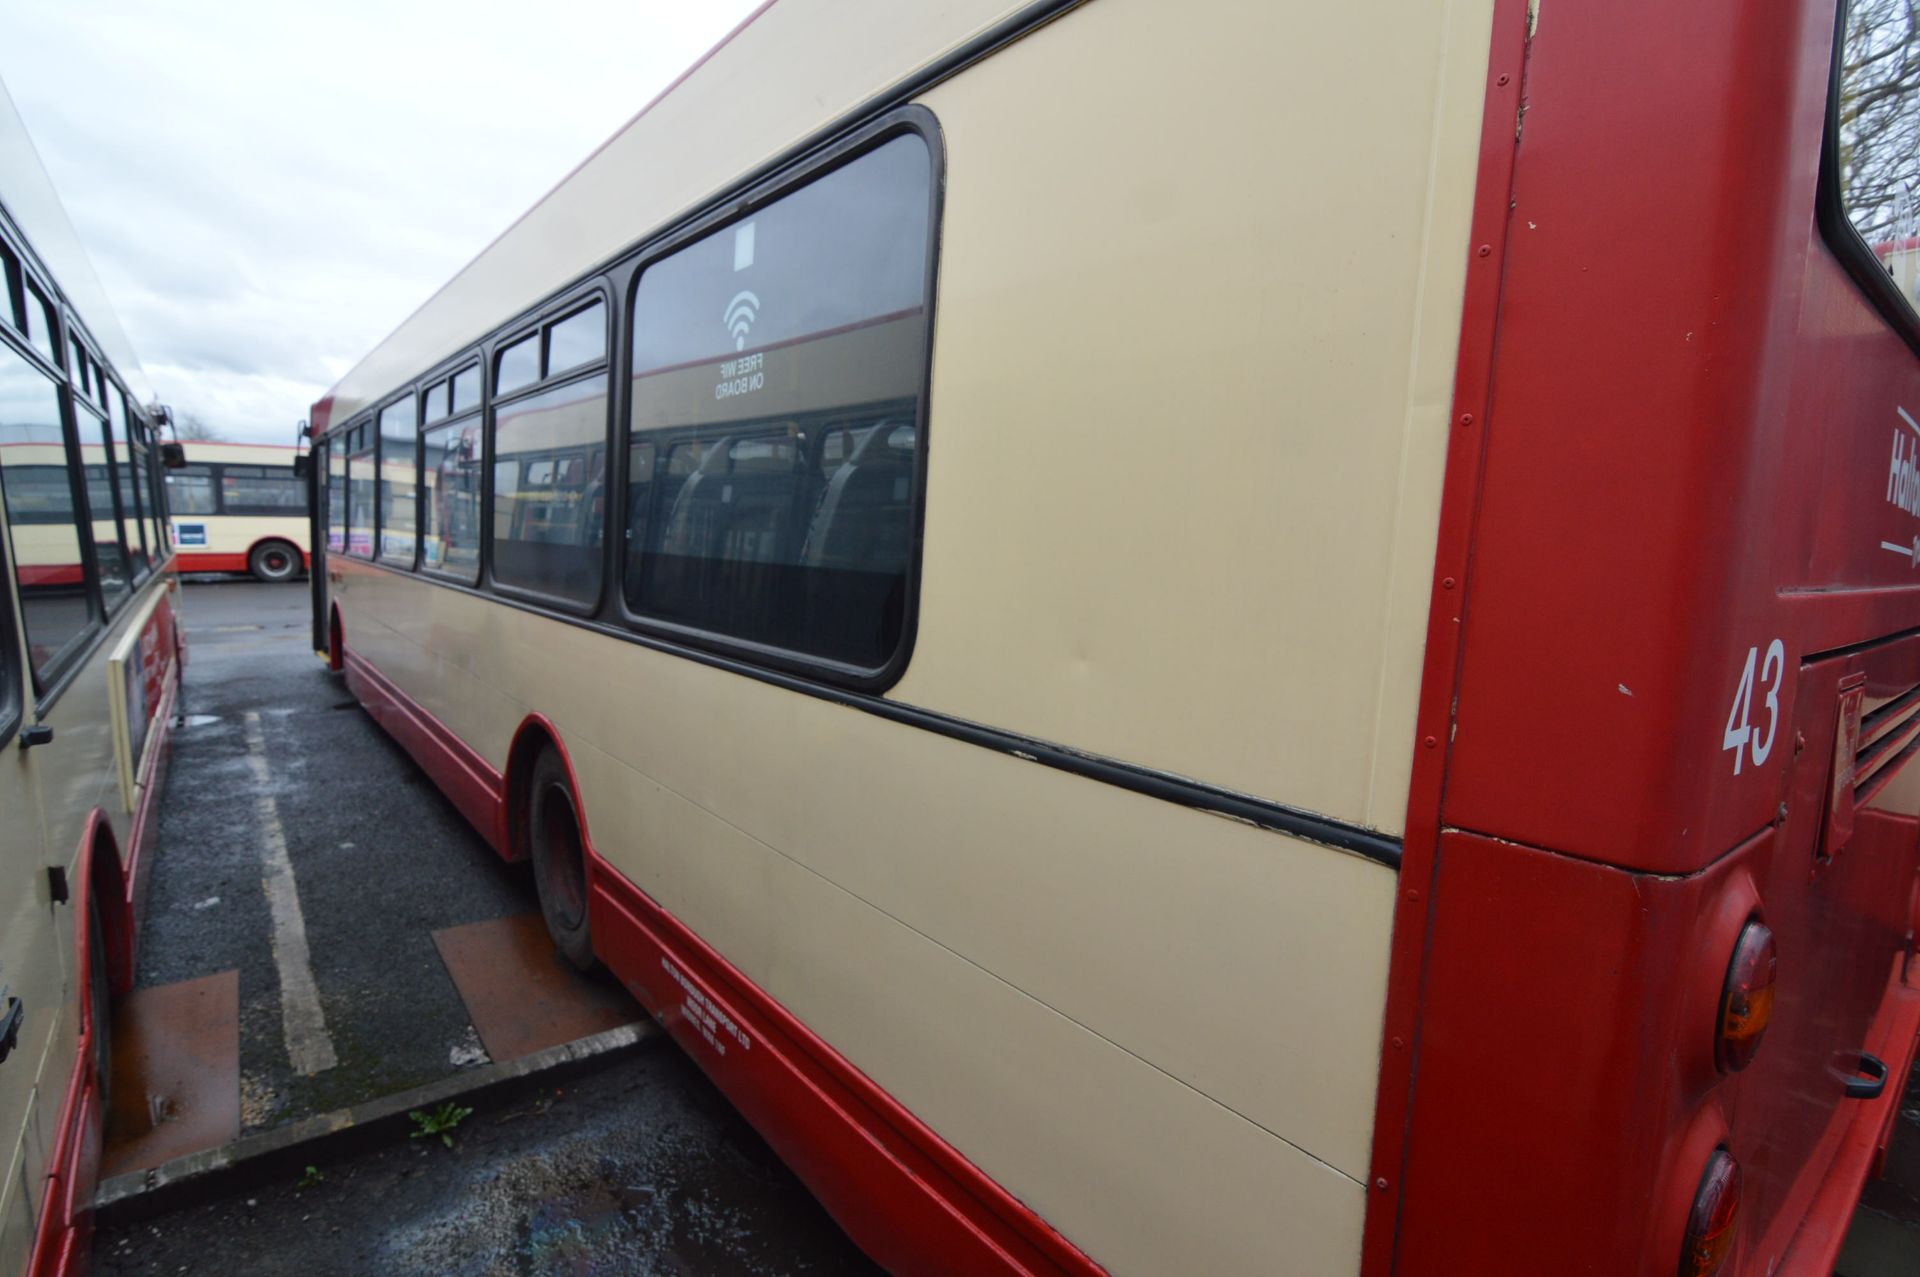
[94,577,879,1275]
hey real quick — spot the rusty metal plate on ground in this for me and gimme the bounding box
[432,913,642,1064]
[102,970,241,1177]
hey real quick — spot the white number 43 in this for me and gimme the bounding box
[1724,639,1785,775]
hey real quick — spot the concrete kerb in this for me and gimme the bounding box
[94,1019,660,1228]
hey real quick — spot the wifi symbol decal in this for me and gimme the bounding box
[724,291,761,352]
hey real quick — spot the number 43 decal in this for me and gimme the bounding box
[1724,639,1785,775]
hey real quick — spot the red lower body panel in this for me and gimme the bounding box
[340,640,1103,1277]
[172,552,250,574]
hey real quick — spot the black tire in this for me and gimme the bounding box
[89,898,112,1116]
[528,748,595,971]
[248,540,300,583]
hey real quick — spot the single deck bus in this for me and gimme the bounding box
[165,442,308,582]
[0,79,181,1277]
[307,1,1920,1272]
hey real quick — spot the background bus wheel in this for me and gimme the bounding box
[89,898,112,1115]
[528,748,595,971]
[248,540,300,583]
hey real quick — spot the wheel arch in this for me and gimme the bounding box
[502,714,597,867]
[75,810,135,1000]
[245,534,306,571]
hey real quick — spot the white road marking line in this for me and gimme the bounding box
[242,710,338,1075]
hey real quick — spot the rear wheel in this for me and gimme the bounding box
[527,748,595,971]
[248,540,300,583]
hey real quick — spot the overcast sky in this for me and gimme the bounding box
[1,0,764,443]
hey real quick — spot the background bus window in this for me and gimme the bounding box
[78,408,129,608]
[327,434,347,552]
[625,134,931,669]
[0,340,97,683]
[110,388,149,577]
[166,464,217,515]
[347,423,375,558]
[378,396,417,566]
[422,418,481,583]
[491,373,607,604]
[220,465,305,515]
[1838,0,1920,304]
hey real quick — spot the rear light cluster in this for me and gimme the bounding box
[1679,1149,1741,1277]
[1716,920,1776,1072]
[1675,918,1773,1275]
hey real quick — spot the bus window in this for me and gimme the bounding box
[546,301,605,376]
[327,432,347,553]
[496,333,539,396]
[220,465,304,515]
[625,134,931,668]
[166,464,217,515]
[24,283,56,367]
[451,364,481,414]
[347,423,375,558]
[1837,0,1920,306]
[422,418,481,582]
[491,374,608,604]
[77,408,129,608]
[109,388,149,577]
[0,340,98,684]
[422,378,450,426]
[378,395,417,566]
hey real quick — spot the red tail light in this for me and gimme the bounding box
[1679,1149,1740,1277]
[1716,920,1776,1072]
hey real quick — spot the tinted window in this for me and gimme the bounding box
[348,425,375,557]
[378,396,417,565]
[496,334,539,396]
[451,364,481,414]
[0,342,96,682]
[625,135,931,668]
[222,465,305,514]
[110,391,149,575]
[423,378,450,425]
[327,436,347,552]
[78,409,129,607]
[26,285,57,366]
[547,301,605,375]
[492,374,607,603]
[167,464,217,515]
[1838,1,1920,305]
[422,418,482,583]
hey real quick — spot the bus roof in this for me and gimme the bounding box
[0,76,154,407]
[313,0,1030,433]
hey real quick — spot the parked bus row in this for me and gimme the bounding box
[0,79,181,1277]
[305,1,1920,1274]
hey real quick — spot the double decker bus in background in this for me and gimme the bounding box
[307,1,1920,1272]
[165,442,308,582]
[0,78,181,1277]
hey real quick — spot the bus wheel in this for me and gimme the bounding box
[248,540,300,583]
[527,748,595,971]
[90,897,113,1115]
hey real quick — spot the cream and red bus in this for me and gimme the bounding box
[0,79,181,1277]
[166,442,308,582]
[307,1,1920,1272]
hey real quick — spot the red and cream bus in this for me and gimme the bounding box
[307,1,1920,1272]
[0,78,181,1277]
[166,442,308,582]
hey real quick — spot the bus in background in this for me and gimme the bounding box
[165,442,308,582]
[308,1,1920,1273]
[0,78,181,1277]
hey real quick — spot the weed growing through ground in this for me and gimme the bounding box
[409,1102,474,1148]
[297,1165,323,1190]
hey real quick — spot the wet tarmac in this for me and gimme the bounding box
[95,579,879,1275]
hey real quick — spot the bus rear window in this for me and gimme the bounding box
[624,133,931,671]
[1835,0,1920,310]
